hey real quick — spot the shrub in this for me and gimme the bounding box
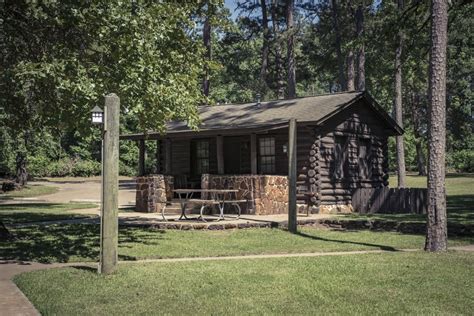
[119,161,136,177]
[448,150,474,173]
[28,156,52,177]
[72,159,101,177]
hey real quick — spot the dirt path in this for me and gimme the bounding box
[23,178,136,208]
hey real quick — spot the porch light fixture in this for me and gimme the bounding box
[283,143,288,154]
[91,105,104,125]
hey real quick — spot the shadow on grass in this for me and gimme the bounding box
[0,224,164,263]
[0,203,97,225]
[295,231,397,251]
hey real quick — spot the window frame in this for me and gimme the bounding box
[333,135,349,180]
[258,136,276,174]
[358,137,372,179]
[192,139,210,175]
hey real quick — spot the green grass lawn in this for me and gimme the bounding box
[0,203,97,225]
[14,251,474,315]
[0,184,58,199]
[341,173,474,225]
[2,224,473,263]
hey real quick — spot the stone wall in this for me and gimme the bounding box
[202,174,289,215]
[135,175,174,213]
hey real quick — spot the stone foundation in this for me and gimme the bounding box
[202,174,289,215]
[135,175,173,213]
[319,204,354,214]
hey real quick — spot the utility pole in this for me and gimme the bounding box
[99,93,120,274]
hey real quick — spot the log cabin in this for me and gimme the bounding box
[122,91,403,214]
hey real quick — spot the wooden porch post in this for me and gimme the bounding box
[250,134,257,174]
[155,140,160,173]
[217,135,224,174]
[138,139,146,176]
[165,139,171,174]
[288,118,297,233]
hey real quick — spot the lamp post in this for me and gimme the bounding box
[91,94,120,275]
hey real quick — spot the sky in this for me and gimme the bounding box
[224,0,239,20]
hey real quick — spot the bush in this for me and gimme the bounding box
[119,161,136,177]
[28,156,52,177]
[448,150,474,173]
[72,159,101,177]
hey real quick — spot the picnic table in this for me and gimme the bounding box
[161,189,240,222]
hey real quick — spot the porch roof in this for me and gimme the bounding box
[121,91,402,140]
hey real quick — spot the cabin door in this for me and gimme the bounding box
[224,136,250,174]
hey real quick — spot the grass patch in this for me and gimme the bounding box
[0,203,97,225]
[0,184,58,199]
[2,225,473,263]
[342,174,474,225]
[14,251,474,315]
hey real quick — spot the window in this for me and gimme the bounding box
[333,136,348,179]
[194,140,209,174]
[258,137,275,174]
[358,138,371,179]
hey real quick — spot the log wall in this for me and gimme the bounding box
[317,101,390,207]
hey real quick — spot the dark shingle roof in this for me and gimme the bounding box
[168,91,363,132]
[121,91,402,139]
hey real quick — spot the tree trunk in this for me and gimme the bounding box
[331,0,346,91]
[425,0,448,252]
[260,0,270,94]
[355,2,365,91]
[202,9,212,97]
[394,0,406,188]
[272,0,285,99]
[15,152,27,186]
[411,92,427,176]
[346,50,355,91]
[286,0,296,98]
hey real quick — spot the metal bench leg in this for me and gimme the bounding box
[161,204,167,222]
[232,203,241,219]
[199,204,207,222]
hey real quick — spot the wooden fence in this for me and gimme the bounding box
[352,187,428,214]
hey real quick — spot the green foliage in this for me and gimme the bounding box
[28,157,102,178]
[447,150,474,173]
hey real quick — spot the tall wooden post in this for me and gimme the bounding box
[217,135,224,174]
[138,139,146,176]
[99,93,120,275]
[155,140,161,173]
[250,134,257,174]
[288,119,297,233]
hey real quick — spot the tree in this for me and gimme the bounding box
[286,0,296,98]
[394,0,406,188]
[425,0,448,252]
[331,0,346,91]
[259,0,270,94]
[355,1,365,91]
[203,5,212,97]
[1,1,224,182]
[272,0,286,99]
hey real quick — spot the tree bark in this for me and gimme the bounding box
[331,0,346,91]
[394,0,406,188]
[286,0,296,98]
[355,2,365,91]
[425,0,448,252]
[260,0,270,94]
[272,0,285,99]
[202,7,212,97]
[346,50,355,91]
